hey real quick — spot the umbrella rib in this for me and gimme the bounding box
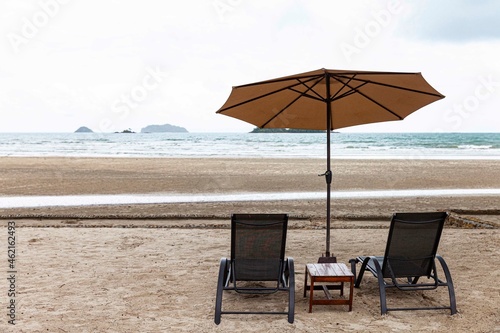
[288,77,327,102]
[217,75,323,113]
[260,77,325,128]
[328,74,358,101]
[235,73,324,88]
[329,76,411,120]
[288,87,324,102]
[329,73,444,120]
[334,74,444,98]
[330,82,369,102]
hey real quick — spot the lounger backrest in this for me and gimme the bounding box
[231,214,288,281]
[382,212,448,278]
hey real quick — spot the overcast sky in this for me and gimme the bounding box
[1,0,499,133]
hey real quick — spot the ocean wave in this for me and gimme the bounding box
[2,188,500,208]
[0,132,499,159]
[458,145,493,150]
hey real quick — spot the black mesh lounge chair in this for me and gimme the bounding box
[350,212,457,315]
[214,214,295,324]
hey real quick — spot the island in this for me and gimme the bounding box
[75,126,93,133]
[141,124,188,133]
[115,128,135,133]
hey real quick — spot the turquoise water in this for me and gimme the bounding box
[0,132,499,159]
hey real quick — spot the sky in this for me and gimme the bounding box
[1,0,500,133]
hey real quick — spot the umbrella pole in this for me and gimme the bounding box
[324,73,333,258]
[325,128,332,257]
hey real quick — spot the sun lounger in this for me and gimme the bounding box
[214,213,295,324]
[350,212,457,315]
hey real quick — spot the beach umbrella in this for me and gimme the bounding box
[216,68,445,258]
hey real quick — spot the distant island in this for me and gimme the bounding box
[141,124,188,133]
[75,126,93,133]
[74,124,188,133]
[250,128,324,133]
[116,128,135,133]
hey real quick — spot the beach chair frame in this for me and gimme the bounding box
[350,212,457,315]
[214,214,295,324]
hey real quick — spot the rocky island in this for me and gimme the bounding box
[141,124,188,133]
[74,126,93,133]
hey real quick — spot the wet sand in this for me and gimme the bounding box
[1,156,500,219]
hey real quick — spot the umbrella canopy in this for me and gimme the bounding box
[216,68,445,257]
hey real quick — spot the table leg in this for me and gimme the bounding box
[348,277,354,311]
[303,266,308,298]
[308,276,315,313]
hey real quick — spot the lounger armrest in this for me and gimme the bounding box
[352,256,381,287]
[349,258,357,281]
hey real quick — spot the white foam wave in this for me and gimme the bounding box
[1,189,499,208]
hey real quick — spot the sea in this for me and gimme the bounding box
[2,132,500,208]
[1,132,500,159]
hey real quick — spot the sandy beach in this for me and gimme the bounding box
[1,157,499,332]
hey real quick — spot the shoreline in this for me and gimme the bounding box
[1,156,499,225]
[2,154,500,160]
[2,188,500,208]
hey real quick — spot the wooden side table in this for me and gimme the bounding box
[303,263,354,313]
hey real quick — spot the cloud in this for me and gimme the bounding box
[0,0,499,133]
[402,0,500,41]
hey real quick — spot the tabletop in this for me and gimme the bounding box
[306,263,354,277]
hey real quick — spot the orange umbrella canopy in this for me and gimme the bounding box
[217,68,444,130]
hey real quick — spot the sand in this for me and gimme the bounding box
[0,157,499,332]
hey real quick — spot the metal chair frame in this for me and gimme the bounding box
[350,212,457,315]
[214,214,295,324]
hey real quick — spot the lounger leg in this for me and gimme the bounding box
[287,258,295,324]
[436,255,457,315]
[373,259,388,315]
[214,258,229,325]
